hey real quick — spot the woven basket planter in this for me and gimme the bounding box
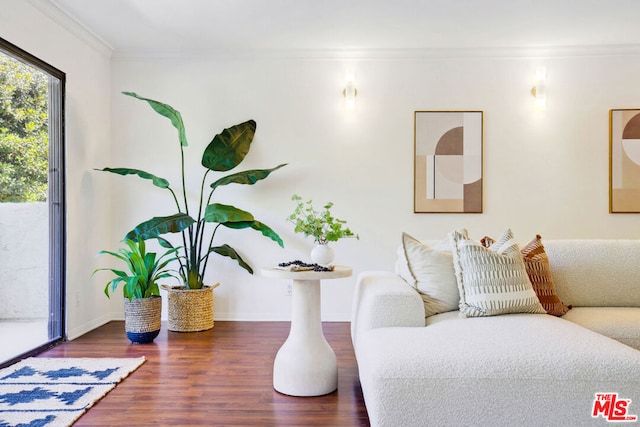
[162,283,219,332]
[123,295,162,344]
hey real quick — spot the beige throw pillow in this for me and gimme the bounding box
[451,229,546,318]
[398,232,460,317]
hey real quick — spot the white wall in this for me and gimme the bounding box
[5,1,640,330]
[0,1,114,338]
[111,51,640,322]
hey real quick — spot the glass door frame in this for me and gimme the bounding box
[0,37,66,367]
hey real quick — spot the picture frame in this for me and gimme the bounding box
[610,109,640,213]
[414,111,483,213]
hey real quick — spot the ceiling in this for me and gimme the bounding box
[42,0,640,55]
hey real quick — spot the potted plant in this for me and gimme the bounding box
[287,194,358,265]
[97,92,285,332]
[93,237,180,343]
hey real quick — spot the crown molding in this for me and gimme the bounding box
[111,44,640,62]
[20,2,640,63]
[28,0,113,58]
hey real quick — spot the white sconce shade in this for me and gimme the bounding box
[531,66,547,111]
[343,71,357,110]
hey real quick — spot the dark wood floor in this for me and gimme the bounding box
[39,321,370,426]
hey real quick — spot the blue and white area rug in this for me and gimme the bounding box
[0,357,145,427]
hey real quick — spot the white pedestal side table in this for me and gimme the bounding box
[261,265,352,397]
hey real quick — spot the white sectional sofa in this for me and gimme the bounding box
[351,238,640,427]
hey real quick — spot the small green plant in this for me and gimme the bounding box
[93,238,180,301]
[287,194,358,244]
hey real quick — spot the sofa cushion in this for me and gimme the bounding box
[396,233,459,317]
[356,313,640,427]
[351,271,426,347]
[451,229,546,318]
[562,307,640,351]
[543,240,640,307]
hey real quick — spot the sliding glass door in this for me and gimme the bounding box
[0,38,65,366]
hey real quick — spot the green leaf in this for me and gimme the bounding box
[144,282,160,298]
[210,244,253,274]
[105,277,127,298]
[210,164,287,191]
[128,251,147,280]
[204,203,254,223]
[93,250,128,265]
[156,237,176,249]
[157,246,181,265]
[143,252,156,278]
[123,91,188,147]
[124,275,143,300]
[126,213,196,240]
[223,221,284,248]
[93,267,128,279]
[95,168,170,189]
[201,120,256,171]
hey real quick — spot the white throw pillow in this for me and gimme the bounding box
[451,229,546,318]
[397,232,460,317]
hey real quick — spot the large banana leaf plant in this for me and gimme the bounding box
[97,91,286,289]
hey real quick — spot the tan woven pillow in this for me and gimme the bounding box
[520,235,571,316]
[482,234,571,316]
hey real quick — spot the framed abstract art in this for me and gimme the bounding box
[610,109,640,213]
[414,111,483,213]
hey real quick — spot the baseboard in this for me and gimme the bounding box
[66,314,113,341]
[67,312,350,339]
[212,312,351,322]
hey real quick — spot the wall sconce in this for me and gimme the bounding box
[531,66,547,111]
[343,71,357,110]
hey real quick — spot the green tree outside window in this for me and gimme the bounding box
[0,52,49,202]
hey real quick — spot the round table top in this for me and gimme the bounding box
[261,265,352,280]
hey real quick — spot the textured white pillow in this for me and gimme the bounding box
[397,232,460,317]
[451,229,546,318]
